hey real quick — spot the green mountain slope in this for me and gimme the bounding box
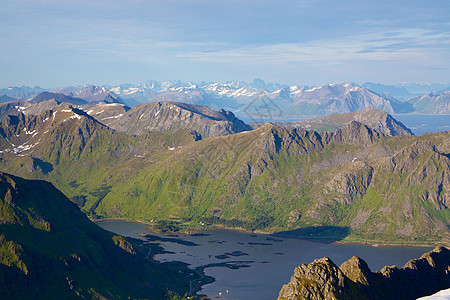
[0,106,448,245]
[0,171,200,299]
[92,122,448,245]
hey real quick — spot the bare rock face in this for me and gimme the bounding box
[340,256,373,285]
[332,121,383,145]
[278,257,356,300]
[278,246,450,300]
[105,101,252,138]
[325,162,373,204]
[277,107,413,136]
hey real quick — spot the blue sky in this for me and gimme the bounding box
[1,0,449,88]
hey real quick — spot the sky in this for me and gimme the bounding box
[1,0,449,88]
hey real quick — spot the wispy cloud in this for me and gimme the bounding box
[178,28,450,66]
[1,0,449,86]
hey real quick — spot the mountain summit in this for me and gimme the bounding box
[276,107,413,136]
[103,101,252,138]
[278,247,450,300]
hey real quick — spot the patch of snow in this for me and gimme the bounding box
[69,114,82,120]
[101,114,123,120]
[417,288,450,299]
[43,130,49,134]
[63,114,82,122]
[155,110,161,117]
[124,88,139,95]
[352,157,357,162]
[43,116,50,122]
[52,111,57,122]
[168,147,175,151]
[9,141,40,154]
[139,114,145,119]
[95,110,104,115]
[305,86,321,92]
[104,103,123,107]
[61,109,72,113]
[24,129,37,135]
[86,110,94,115]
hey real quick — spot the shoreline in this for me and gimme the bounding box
[93,217,443,248]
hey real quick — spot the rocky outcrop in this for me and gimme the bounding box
[105,101,252,138]
[278,246,450,300]
[276,107,413,136]
[277,257,359,300]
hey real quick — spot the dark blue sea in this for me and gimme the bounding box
[391,114,449,135]
[96,220,432,300]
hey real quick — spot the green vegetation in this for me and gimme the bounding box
[0,171,207,299]
[0,110,448,246]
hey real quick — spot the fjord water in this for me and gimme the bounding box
[97,220,432,300]
[390,114,449,135]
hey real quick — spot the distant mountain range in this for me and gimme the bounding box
[1,80,449,118]
[408,91,450,114]
[109,81,414,117]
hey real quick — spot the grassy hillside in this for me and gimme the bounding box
[0,171,204,299]
[0,107,448,246]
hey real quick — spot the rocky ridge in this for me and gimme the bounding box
[103,101,252,138]
[275,107,413,136]
[278,246,450,300]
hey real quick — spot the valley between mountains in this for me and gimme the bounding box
[0,99,448,247]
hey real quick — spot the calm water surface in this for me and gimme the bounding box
[96,220,433,300]
[392,114,449,136]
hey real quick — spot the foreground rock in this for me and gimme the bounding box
[278,246,450,300]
